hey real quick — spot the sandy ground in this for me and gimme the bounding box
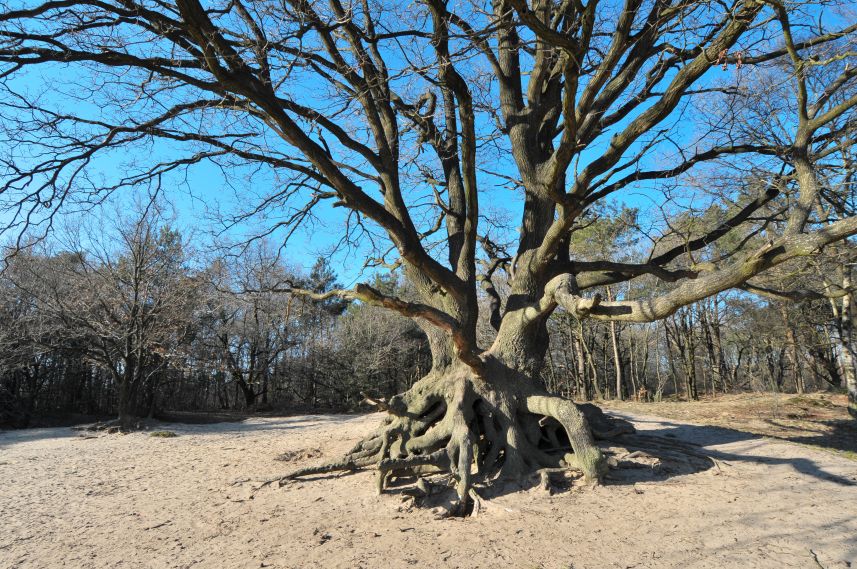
[2,411,856,569]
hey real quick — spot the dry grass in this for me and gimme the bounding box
[149,430,178,438]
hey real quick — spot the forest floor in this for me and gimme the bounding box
[2,398,857,569]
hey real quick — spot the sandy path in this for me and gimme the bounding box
[1,411,856,569]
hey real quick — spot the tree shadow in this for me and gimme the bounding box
[603,413,857,488]
[760,417,857,455]
[0,413,372,448]
[0,425,81,449]
[285,411,857,514]
[167,414,368,437]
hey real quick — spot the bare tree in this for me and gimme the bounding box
[1,0,856,508]
[204,245,297,409]
[3,204,199,426]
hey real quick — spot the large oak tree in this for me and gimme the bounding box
[1,0,855,510]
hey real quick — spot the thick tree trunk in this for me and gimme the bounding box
[238,380,257,409]
[229,367,258,410]
[278,321,620,513]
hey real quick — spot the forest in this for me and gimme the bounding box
[1,198,852,428]
[0,205,432,426]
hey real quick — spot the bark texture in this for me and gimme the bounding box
[273,324,632,513]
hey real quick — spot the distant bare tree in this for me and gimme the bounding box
[3,204,199,426]
[205,244,296,409]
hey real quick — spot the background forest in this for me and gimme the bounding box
[1,197,852,428]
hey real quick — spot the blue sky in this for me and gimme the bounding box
[0,0,823,284]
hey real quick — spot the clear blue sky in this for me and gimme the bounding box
[0,0,811,284]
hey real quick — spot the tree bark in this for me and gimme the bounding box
[278,316,620,512]
[610,321,623,400]
[779,304,804,394]
[838,270,857,418]
[116,369,133,429]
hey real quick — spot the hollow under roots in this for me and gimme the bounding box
[265,368,636,515]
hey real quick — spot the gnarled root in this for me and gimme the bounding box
[264,367,624,514]
[525,395,606,482]
[378,378,476,513]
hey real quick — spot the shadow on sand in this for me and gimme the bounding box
[603,413,856,488]
[0,413,370,448]
[4,410,855,500]
[761,416,857,455]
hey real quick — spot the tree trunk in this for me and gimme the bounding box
[116,369,133,429]
[279,319,621,512]
[779,304,804,394]
[606,287,624,400]
[839,270,857,418]
[610,321,623,400]
[580,322,601,399]
[711,306,728,393]
[654,324,666,401]
[666,328,680,399]
[809,343,842,388]
[627,332,638,400]
[574,333,590,400]
[236,377,257,409]
[700,299,725,395]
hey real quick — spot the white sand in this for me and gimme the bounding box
[1,411,856,569]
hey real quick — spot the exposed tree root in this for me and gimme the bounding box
[258,369,721,514]
[259,366,648,514]
[612,433,721,472]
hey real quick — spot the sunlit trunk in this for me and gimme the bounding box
[840,272,857,418]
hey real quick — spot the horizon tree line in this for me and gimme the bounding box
[1,200,852,428]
